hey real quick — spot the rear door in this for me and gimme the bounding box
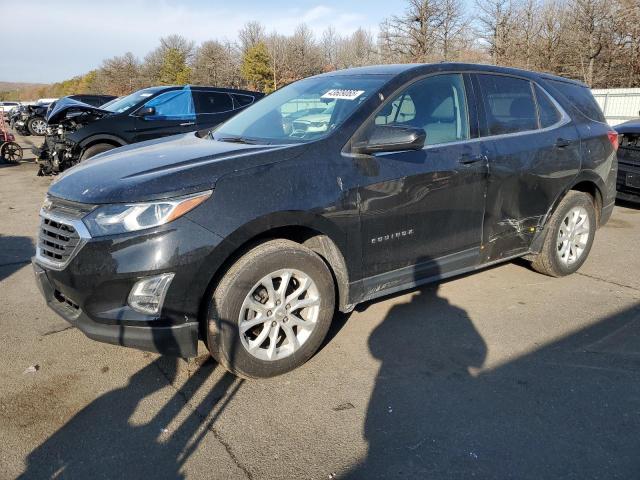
[132,88,197,142]
[193,90,235,131]
[473,73,582,262]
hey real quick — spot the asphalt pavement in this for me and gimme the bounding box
[1,133,639,479]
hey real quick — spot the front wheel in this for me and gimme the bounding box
[27,117,47,136]
[530,191,597,277]
[207,239,336,378]
[80,143,115,161]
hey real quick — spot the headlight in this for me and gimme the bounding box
[82,190,212,237]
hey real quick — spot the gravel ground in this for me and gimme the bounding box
[1,132,639,479]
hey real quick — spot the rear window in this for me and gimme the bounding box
[547,80,606,123]
[478,74,538,135]
[194,91,233,114]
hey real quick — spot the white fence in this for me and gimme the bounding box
[592,88,640,126]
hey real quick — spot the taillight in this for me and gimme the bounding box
[608,131,619,151]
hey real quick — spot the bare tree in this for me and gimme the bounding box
[239,21,266,53]
[437,0,469,60]
[475,0,518,65]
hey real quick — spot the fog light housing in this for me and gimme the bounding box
[128,273,175,315]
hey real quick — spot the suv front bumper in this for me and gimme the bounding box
[34,261,198,356]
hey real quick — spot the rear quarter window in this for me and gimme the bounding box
[477,74,538,135]
[546,80,606,123]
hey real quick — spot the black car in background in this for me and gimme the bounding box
[614,119,640,202]
[33,64,618,378]
[36,85,263,175]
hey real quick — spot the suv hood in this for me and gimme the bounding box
[46,97,111,124]
[48,132,304,204]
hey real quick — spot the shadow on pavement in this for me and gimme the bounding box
[348,257,640,478]
[18,356,241,479]
[0,235,34,281]
[15,253,640,479]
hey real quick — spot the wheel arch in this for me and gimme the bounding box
[79,134,127,151]
[195,213,354,338]
[529,175,604,253]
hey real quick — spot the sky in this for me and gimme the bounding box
[1,0,402,83]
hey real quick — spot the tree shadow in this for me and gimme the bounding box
[0,235,34,282]
[347,256,640,478]
[18,355,241,479]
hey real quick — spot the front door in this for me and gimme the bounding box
[133,88,197,142]
[357,73,488,284]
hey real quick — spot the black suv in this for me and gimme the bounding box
[36,85,263,175]
[33,64,617,378]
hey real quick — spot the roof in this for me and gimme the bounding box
[313,62,587,87]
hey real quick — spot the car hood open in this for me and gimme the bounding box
[46,97,111,124]
[48,132,305,204]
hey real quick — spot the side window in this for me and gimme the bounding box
[232,94,254,108]
[142,90,195,120]
[373,74,469,145]
[478,75,537,135]
[194,91,233,114]
[547,80,606,123]
[535,85,562,128]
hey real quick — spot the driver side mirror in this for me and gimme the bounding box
[352,125,426,155]
[135,106,156,117]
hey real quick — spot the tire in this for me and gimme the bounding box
[27,117,47,136]
[80,143,115,161]
[531,191,597,277]
[207,239,336,378]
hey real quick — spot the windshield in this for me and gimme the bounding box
[214,75,389,144]
[102,88,161,113]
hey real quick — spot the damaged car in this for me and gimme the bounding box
[10,100,54,136]
[33,64,617,378]
[36,85,263,175]
[614,117,640,203]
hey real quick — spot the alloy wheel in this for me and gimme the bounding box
[239,268,320,361]
[556,206,590,266]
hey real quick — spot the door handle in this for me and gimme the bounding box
[180,121,195,126]
[458,153,485,165]
[555,138,572,148]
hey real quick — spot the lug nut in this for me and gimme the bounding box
[267,310,272,316]
[271,321,277,327]
[285,304,290,310]
[276,300,281,305]
[283,317,288,322]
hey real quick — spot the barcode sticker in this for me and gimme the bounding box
[321,89,365,100]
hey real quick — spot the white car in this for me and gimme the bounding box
[0,101,20,118]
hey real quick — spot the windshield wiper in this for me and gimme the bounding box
[216,135,261,145]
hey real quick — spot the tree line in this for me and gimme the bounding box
[3,0,639,101]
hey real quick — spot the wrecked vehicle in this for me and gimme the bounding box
[33,63,617,378]
[11,100,53,136]
[614,118,640,203]
[36,85,263,175]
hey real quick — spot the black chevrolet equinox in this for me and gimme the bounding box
[33,63,618,378]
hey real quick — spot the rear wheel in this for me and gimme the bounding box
[531,191,596,277]
[27,117,47,136]
[80,143,115,161]
[207,239,335,378]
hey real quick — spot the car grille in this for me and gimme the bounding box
[39,217,80,264]
[36,197,93,269]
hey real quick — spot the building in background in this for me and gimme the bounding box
[592,88,640,126]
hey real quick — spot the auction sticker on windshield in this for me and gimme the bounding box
[321,89,365,100]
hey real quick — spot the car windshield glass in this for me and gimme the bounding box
[213,75,389,144]
[102,89,161,113]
